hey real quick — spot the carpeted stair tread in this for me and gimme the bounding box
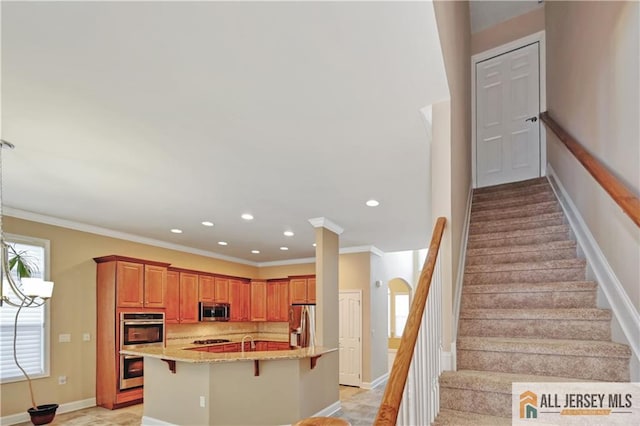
[466,240,576,257]
[469,211,565,234]
[470,200,562,222]
[473,177,548,194]
[465,246,577,265]
[460,308,610,320]
[462,281,597,294]
[465,258,585,274]
[472,181,552,202]
[468,224,570,242]
[440,370,588,394]
[432,409,511,425]
[457,336,631,358]
[471,191,557,212]
[466,227,571,249]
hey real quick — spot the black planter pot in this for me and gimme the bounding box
[27,404,58,425]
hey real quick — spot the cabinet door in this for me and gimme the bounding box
[144,265,167,308]
[198,275,215,302]
[214,277,229,303]
[180,272,199,323]
[165,270,180,324]
[240,280,250,321]
[116,262,144,308]
[208,345,225,353]
[307,278,316,304]
[229,279,245,322]
[289,278,307,304]
[266,283,278,321]
[250,281,267,322]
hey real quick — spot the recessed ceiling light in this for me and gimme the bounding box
[312,243,317,247]
[201,221,214,227]
[241,213,254,221]
[366,199,380,207]
[280,246,289,251]
[170,229,183,234]
[251,250,260,254]
[283,231,294,237]
[218,241,228,246]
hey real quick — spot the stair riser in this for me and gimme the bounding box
[458,319,611,340]
[467,232,571,249]
[472,192,557,212]
[472,184,552,203]
[440,387,511,417]
[457,351,629,381]
[470,216,565,235]
[465,248,577,265]
[461,291,597,309]
[474,177,548,195]
[471,203,562,222]
[464,268,586,285]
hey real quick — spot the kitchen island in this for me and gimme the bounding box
[121,344,339,425]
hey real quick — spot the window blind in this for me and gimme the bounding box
[0,241,47,382]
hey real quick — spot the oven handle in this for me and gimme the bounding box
[123,354,143,360]
[122,321,164,326]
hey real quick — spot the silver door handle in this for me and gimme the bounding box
[525,116,538,122]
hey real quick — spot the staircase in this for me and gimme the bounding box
[433,177,632,425]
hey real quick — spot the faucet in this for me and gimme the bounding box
[241,335,255,354]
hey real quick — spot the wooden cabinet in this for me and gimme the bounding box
[250,280,267,321]
[179,272,200,323]
[165,270,180,323]
[198,274,215,302]
[214,277,229,303]
[166,270,199,324]
[289,276,316,304]
[114,261,168,308]
[144,265,167,308]
[94,255,170,410]
[267,280,289,321]
[229,279,250,321]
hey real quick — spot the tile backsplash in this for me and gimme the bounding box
[166,322,288,346]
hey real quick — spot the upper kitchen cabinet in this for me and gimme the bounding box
[94,256,169,309]
[229,279,250,321]
[289,276,316,304]
[214,277,229,303]
[266,280,289,322]
[165,269,199,324]
[250,280,267,322]
[198,274,215,302]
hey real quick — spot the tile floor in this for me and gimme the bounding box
[16,384,384,425]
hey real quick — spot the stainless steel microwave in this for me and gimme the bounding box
[199,302,230,322]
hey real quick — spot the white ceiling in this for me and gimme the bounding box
[1,1,449,265]
[469,0,544,34]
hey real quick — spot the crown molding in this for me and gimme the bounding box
[308,217,344,235]
[3,207,259,267]
[257,257,316,267]
[339,245,384,257]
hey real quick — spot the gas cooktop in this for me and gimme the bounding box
[193,338,231,345]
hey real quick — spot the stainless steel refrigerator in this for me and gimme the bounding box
[289,304,316,348]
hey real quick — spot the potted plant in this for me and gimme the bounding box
[5,243,58,425]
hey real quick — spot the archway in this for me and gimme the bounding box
[388,277,412,350]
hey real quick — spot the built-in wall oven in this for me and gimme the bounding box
[120,312,164,391]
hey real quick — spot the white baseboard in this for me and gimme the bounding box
[0,397,96,426]
[312,400,341,417]
[451,184,473,370]
[361,372,389,390]
[142,416,178,426]
[547,167,640,363]
[440,350,453,372]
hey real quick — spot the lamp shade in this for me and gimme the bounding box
[21,278,54,299]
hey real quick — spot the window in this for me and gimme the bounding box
[0,234,51,383]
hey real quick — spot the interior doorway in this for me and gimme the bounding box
[339,290,362,387]
[472,32,547,188]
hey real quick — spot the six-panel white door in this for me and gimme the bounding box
[339,290,361,387]
[476,42,541,188]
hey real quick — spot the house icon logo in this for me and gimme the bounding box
[520,390,538,419]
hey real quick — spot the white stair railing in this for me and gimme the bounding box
[397,256,442,426]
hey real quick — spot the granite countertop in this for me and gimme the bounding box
[165,334,290,349]
[120,345,337,363]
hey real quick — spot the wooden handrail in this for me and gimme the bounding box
[374,217,446,426]
[540,111,640,228]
